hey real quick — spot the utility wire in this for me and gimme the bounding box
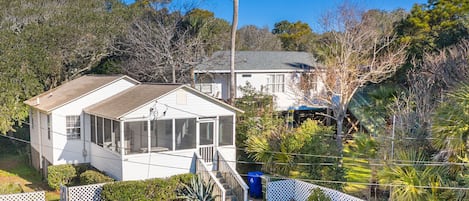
[4,134,469,191]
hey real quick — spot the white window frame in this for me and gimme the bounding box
[66,115,81,140]
[266,74,285,93]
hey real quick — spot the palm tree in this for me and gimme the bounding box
[378,150,445,201]
[432,84,469,163]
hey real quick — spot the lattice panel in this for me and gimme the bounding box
[67,183,106,201]
[266,179,363,201]
[266,180,295,201]
[0,191,45,201]
[293,180,363,201]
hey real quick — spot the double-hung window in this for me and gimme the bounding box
[266,74,285,93]
[66,115,81,140]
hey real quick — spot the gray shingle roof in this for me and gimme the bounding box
[84,84,181,119]
[196,51,320,72]
[24,75,139,112]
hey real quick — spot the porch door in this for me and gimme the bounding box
[198,120,216,163]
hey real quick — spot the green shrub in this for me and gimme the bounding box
[0,183,23,194]
[101,173,195,201]
[307,188,331,201]
[168,173,194,185]
[47,164,77,190]
[80,170,114,185]
[102,180,147,201]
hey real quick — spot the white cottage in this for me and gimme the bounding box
[194,51,326,111]
[24,75,242,182]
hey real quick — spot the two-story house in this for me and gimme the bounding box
[194,51,326,111]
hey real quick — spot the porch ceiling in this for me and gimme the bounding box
[84,84,181,119]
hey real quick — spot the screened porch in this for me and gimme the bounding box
[88,115,235,156]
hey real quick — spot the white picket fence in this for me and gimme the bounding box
[60,183,106,201]
[0,191,45,201]
[266,179,363,201]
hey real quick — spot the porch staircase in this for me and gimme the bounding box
[215,171,237,201]
[195,149,249,201]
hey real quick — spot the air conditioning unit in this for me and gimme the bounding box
[194,83,222,99]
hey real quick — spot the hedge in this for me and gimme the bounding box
[47,164,77,190]
[101,173,194,201]
[80,170,114,185]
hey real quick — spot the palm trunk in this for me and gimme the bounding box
[229,0,238,105]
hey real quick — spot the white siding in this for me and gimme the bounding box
[50,113,84,164]
[29,109,53,168]
[90,144,123,180]
[124,88,234,120]
[236,72,302,111]
[29,109,39,151]
[198,71,326,111]
[39,112,54,165]
[122,150,195,180]
[50,79,136,165]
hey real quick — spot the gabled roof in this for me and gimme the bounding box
[24,75,139,112]
[195,51,321,72]
[84,84,181,119]
[84,84,243,120]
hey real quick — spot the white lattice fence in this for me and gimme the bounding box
[266,180,295,201]
[267,179,363,201]
[61,183,106,201]
[0,191,45,201]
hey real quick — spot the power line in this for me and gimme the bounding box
[247,174,469,191]
[4,134,469,191]
[10,121,469,168]
[2,132,468,171]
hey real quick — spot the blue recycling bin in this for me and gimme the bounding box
[247,171,263,198]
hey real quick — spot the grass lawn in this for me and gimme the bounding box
[0,154,60,201]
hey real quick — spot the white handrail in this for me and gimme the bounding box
[218,151,249,189]
[195,152,226,201]
[217,149,249,201]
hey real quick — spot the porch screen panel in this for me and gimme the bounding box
[113,120,120,153]
[199,122,214,145]
[124,121,147,154]
[91,115,96,143]
[175,118,196,150]
[219,116,234,146]
[104,119,111,150]
[97,117,103,147]
[151,120,172,151]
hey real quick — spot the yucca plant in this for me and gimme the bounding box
[177,175,218,201]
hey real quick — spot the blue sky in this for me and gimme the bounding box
[124,0,428,30]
